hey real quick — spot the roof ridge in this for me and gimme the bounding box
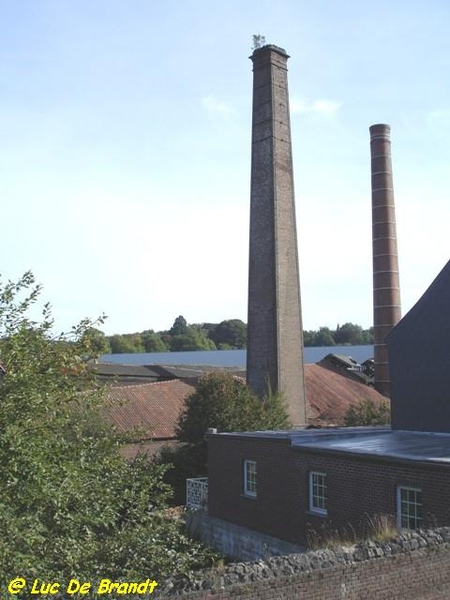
[109,378,195,391]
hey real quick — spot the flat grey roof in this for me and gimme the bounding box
[214,427,450,465]
[292,429,450,464]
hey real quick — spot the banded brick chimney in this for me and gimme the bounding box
[370,124,401,396]
[246,45,307,426]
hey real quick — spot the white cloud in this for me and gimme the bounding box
[291,98,343,117]
[202,95,235,118]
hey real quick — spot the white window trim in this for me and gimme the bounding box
[396,485,422,530]
[309,471,327,515]
[243,459,257,498]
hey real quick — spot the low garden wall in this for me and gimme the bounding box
[154,527,450,599]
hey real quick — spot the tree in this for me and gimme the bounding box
[158,371,290,503]
[170,325,216,351]
[314,327,336,347]
[81,326,111,355]
[209,319,247,349]
[159,371,290,503]
[344,398,391,426]
[303,330,315,346]
[362,326,374,344]
[142,329,169,352]
[169,315,188,337]
[0,272,215,584]
[177,371,289,443]
[334,322,365,345]
[108,333,145,353]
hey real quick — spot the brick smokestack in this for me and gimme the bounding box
[246,45,307,426]
[370,124,401,396]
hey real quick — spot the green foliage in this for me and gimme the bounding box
[157,443,207,506]
[209,319,247,349]
[141,329,170,352]
[104,319,375,354]
[344,398,391,426]
[304,323,373,347]
[170,315,188,336]
[81,327,112,356]
[177,371,290,444]
[335,322,368,345]
[108,332,145,353]
[252,34,266,50]
[158,371,290,504]
[170,325,216,352]
[304,326,336,347]
[0,272,216,584]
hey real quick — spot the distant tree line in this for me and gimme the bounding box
[87,318,374,355]
[303,323,374,347]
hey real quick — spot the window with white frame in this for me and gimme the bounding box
[397,486,422,530]
[243,460,257,497]
[309,471,327,515]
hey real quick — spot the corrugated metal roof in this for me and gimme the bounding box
[305,363,386,425]
[105,379,196,439]
[104,364,387,443]
[89,362,162,378]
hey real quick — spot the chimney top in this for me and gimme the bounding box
[250,44,289,61]
[370,123,391,137]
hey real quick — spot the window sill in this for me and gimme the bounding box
[241,493,257,500]
[306,509,328,518]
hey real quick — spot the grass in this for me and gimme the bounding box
[365,513,398,541]
[306,513,399,550]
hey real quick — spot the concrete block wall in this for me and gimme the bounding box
[186,511,305,562]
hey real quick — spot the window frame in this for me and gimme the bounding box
[397,485,422,530]
[309,471,328,516]
[243,459,257,498]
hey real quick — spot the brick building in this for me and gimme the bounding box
[190,42,448,558]
[207,427,450,547]
[203,260,450,553]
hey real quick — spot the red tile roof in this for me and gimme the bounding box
[305,363,387,425]
[120,440,180,460]
[105,379,196,440]
[105,367,388,441]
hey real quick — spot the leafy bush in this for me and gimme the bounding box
[344,398,391,426]
[158,371,290,504]
[0,272,216,585]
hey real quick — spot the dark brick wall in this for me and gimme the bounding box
[247,44,307,426]
[370,123,401,397]
[208,435,450,546]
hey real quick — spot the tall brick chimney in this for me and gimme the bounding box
[370,124,401,396]
[246,45,307,426]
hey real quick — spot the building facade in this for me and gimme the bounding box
[207,428,450,547]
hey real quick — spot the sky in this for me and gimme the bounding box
[1,0,449,336]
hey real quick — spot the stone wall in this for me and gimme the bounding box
[186,511,305,562]
[154,528,450,599]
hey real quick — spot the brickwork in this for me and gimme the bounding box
[155,528,450,599]
[208,435,450,546]
[246,45,307,426]
[370,124,401,397]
